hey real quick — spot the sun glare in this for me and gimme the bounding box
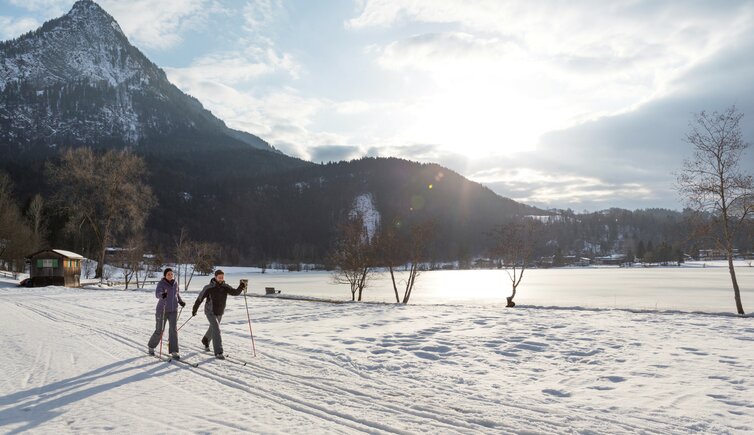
[403,75,567,157]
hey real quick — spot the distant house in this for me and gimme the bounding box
[594,254,626,266]
[699,249,739,260]
[26,249,84,287]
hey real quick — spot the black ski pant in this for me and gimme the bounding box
[203,313,223,355]
[148,310,178,353]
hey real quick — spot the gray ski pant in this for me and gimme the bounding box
[148,311,178,353]
[203,312,224,355]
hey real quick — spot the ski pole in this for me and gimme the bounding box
[243,287,257,357]
[176,306,183,323]
[158,301,167,358]
[177,313,194,331]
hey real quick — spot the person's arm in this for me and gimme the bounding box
[226,282,245,296]
[192,287,208,315]
[177,282,186,306]
[155,281,165,299]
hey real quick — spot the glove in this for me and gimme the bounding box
[179,300,186,307]
[161,292,167,299]
[192,309,197,317]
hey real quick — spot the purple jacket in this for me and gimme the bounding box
[155,278,184,314]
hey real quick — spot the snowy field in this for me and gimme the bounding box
[1,272,753,434]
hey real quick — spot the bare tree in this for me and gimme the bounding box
[0,172,36,273]
[113,236,146,289]
[193,241,220,278]
[376,219,435,304]
[174,227,195,290]
[174,228,220,290]
[677,106,753,315]
[26,194,47,250]
[490,220,537,308]
[83,258,96,279]
[46,148,156,281]
[375,221,403,303]
[330,214,374,301]
[138,251,163,289]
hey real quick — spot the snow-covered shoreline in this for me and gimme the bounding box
[1,281,752,433]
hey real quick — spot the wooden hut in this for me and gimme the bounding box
[26,249,84,287]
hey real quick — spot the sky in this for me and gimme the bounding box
[2,0,754,212]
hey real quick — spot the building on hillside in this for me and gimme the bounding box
[26,249,84,287]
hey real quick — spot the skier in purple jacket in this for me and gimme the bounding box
[147,268,186,358]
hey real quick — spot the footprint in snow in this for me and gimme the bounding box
[542,389,571,398]
[680,347,709,356]
[414,351,440,361]
[601,376,626,383]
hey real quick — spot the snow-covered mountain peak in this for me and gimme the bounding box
[0,0,156,91]
[0,0,276,153]
[68,0,126,36]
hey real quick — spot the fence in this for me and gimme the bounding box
[0,270,19,279]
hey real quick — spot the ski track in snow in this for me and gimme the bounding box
[0,284,753,434]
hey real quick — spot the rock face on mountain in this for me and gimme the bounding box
[0,0,275,156]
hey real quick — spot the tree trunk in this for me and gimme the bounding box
[357,267,368,301]
[727,252,745,315]
[389,266,400,303]
[402,264,417,304]
[95,220,111,281]
[507,283,517,307]
[96,246,106,281]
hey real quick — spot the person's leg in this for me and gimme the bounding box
[147,311,166,350]
[167,311,178,354]
[207,313,223,355]
[203,320,212,344]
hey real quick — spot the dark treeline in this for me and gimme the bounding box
[533,208,716,261]
[143,156,541,265]
[4,146,751,270]
[2,148,543,267]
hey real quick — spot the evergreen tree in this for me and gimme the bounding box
[636,240,646,260]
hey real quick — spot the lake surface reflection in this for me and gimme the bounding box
[189,262,754,313]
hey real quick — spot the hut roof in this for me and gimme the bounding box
[27,249,85,260]
[53,249,85,259]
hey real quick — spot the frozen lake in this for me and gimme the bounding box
[186,261,754,314]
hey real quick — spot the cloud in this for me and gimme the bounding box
[243,0,282,31]
[310,145,362,163]
[377,32,519,71]
[354,1,754,139]
[6,0,213,50]
[99,0,211,50]
[8,0,69,15]
[338,0,754,210]
[163,67,345,158]
[165,52,287,85]
[468,167,656,210]
[0,16,40,40]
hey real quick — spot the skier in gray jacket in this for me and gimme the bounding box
[192,269,246,359]
[147,268,185,358]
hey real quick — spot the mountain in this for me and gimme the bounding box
[149,157,543,264]
[0,1,545,264]
[0,0,279,156]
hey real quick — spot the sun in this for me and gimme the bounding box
[403,76,564,157]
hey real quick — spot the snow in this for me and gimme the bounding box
[350,193,381,241]
[52,249,85,259]
[1,273,752,433]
